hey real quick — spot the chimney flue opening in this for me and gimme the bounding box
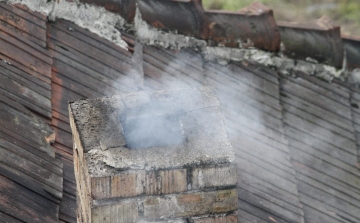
[122,114,184,149]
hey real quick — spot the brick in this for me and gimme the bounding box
[193,215,238,223]
[91,170,145,200]
[110,171,145,197]
[159,169,187,194]
[177,194,202,204]
[192,165,237,189]
[91,176,110,199]
[91,169,187,200]
[91,200,138,223]
[143,197,171,221]
[143,189,238,221]
[145,169,187,195]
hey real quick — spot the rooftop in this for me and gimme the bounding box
[1,0,360,222]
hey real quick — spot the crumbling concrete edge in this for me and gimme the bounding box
[2,0,352,82]
[133,4,348,83]
[1,0,128,50]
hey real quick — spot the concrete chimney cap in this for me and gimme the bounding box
[69,87,235,175]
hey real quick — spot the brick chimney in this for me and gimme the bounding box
[69,87,238,223]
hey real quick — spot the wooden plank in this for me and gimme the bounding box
[0,26,51,63]
[283,112,357,153]
[281,94,354,133]
[55,19,131,60]
[220,95,284,132]
[208,61,279,87]
[143,57,203,87]
[143,52,204,86]
[225,113,287,148]
[236,151,296,183]
[213,83,283,119]
[143,62,191,87]
[58,156,75,181]
[206,71,282,111]
[237,209,268,223]
[52,110,70,124]
[284,75,349,104]
[238,200,290,223]
[53,59,118,96]
[231,134,293,169]
[227,124,289,155]
[0,163,60,203]
[54,127,73,149]
[0,211,24,223]
[207,65,280,103]
[144,46,203,76]
[0,102,53,149]
[47,26,133,74]
[289,141,360,177]
[237,156,299,195]
[233,60,279,84]
[290,149,360,189]
[238,187,304,223]
[0,52,51,84]
[0,133,60,169]
[0,64,50,99]
[295,172,360,209]
[0,88,51,119]
[238,182,302,212]
[52,71,103,99]
[280,78,352,120]
[48,41,135,89]
[0,147,63,193]
[228,63,280,100]
[0,37,51,78]
[53,142,73,155]
[52,83,84,104]
[299,193,360,223]
[0,192,57,223]
[283,104,355,141]
[293,72,349,98]
[285,126,358,166]
[0,74,51,111]
[0,61,50,90]
[0,4,46,40]
[0,3,46,29]
[14,4,47,21]
[52,117,72,133]
[0,138,62,176]
[302,205,347,223]
[0,19,45,47]
[59,192,77,222]
[292,161,360,199]
[237,168,302,207]
[0,176,58,220]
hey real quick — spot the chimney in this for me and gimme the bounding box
[69,87,238,223]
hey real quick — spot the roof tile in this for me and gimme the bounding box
[206,2,280,51]
[278,16,344,68]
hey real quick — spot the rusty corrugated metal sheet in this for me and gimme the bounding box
[342,35,360,71]
[278,16,344,68]
[206,2,280,51]
[78,0,135,23]
[137,0,209,39]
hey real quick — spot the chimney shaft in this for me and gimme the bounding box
[69,87,238,222]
